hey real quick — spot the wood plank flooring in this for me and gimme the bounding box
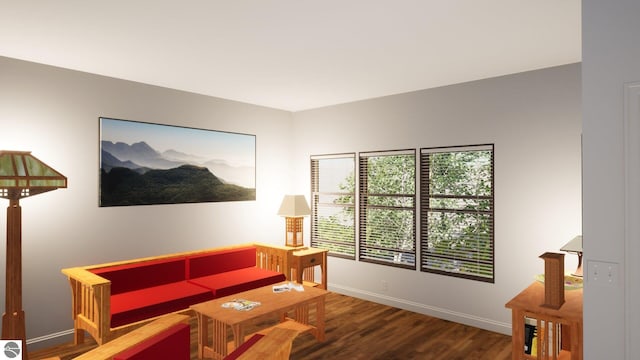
[29,292,512,360]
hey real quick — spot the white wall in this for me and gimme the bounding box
[0,56,584,348]
[582,1,640,359]
[292,63,582,334]
[0,56,294,347]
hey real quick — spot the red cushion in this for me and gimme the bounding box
[187,247,256,279]
[113,323,190,360]
[188,267,286,298]
[110,281,213,328]
[91,257,187,295]
[223,334,265,360]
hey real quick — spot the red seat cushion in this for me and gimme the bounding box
[110,281,213,328]
[113,322,190,360]
[187,246,257,278]
[188,267,286,298]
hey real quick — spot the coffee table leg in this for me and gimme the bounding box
[292,299,326,342]
[316,296,326,341]
[231,324,245,350]
[295,304,309,324]
[196,313,208,359]
[212,319,229,359]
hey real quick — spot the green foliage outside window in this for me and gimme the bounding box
[422,148,494,281]
[311,145,494,282]
[359,152,416,267]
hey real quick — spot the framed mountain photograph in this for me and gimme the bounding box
[99,117,256,207]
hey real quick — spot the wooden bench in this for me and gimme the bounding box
[78,313,190,360]
[224,325,305,360]
[61,243,294,346]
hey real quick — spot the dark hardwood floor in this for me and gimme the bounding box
[29,292,512,360]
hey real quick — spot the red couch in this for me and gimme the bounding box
[90,246,285,328]
[62,243,294,345]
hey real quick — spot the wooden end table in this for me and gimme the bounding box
[291,247,328,290]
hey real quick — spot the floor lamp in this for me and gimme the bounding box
[0,151,67,360]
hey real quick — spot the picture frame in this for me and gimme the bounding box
[99,117,256,207]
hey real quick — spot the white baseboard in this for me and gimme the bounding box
[27,328,74,349]
[328,284,512,335]
[27,285,512,349]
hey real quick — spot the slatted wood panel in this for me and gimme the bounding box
[30,292,511,360]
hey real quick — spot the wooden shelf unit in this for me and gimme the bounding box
[505,281,582,360]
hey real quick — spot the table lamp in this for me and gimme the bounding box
[277,195,311,247]
[560,235,583,277]
[0,150,67,359]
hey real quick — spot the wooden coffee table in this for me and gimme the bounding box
[190,284,328,359]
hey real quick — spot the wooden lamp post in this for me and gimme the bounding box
[0,151,67,359]
[277,195,311,247]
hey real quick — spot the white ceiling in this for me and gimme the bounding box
[0,0,581,112]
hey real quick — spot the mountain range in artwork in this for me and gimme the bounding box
[100,140,255,206]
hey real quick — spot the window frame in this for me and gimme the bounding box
[310,153,357,259]
[358,149,417,270]
[419,144,495,283]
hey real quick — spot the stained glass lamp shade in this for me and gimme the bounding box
[0,151,67,199]
[0,150,67,359]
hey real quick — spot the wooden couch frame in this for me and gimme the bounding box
[73,313,190,360]
[61,243,294,345]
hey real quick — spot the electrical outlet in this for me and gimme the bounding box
[587,260,619,286]
[381,280,388,291]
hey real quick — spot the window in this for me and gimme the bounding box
[310,154,356,259]
[420,144,494,282]
[359,150,416,269]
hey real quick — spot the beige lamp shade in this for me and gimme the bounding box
[277,195,311,217]
[277,195,310,247]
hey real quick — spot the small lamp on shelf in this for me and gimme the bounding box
[1,150,67,360]
[560,235,583,277]
[277,195,311,247]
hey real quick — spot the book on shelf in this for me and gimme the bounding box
[525,321,562,358]
[524,324,536,355]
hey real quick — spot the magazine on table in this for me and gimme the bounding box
[221,299,261,311]
[272,282,305,293]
